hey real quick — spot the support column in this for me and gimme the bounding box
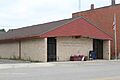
[108,40,111,60]
[44,38,47,62]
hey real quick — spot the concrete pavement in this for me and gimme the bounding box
[0,59,120,69]
[0,60,120,80]
[0,59,30,64]
[0,59,55,69]
[0,63,55,69]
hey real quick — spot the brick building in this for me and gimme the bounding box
[72,0,120,58]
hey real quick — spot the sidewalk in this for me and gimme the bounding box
[0,59,54,69]
[0,59,30,64]
[0,63,55,69]
[0,59,120,69]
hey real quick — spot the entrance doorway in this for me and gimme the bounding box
[93,39,103,59]
[47,37,57,62]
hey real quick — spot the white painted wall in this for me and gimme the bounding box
[57,37,93,61]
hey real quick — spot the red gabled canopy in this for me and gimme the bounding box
[40,17,112,40]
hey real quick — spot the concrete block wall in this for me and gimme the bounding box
[21,38,47,62]
[103,40,110,60]
[0,41,19,59]
[0,37,111,62]
[0,38,47,62]
[57,37,93,61]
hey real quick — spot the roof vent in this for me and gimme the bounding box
[91,4,94,10]
[111,0,115,5]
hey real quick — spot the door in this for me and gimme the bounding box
[93,39,103,59]
[47,37,57,62]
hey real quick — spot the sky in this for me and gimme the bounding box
[0,0,120,30]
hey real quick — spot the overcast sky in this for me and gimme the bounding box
[0,0,120,30]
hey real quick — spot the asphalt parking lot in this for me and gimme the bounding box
[0,60,120,80]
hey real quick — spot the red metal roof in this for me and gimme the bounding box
[40,17,112,40]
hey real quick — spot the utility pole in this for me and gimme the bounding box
[78,0,81,11]
[113,13,117,59]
